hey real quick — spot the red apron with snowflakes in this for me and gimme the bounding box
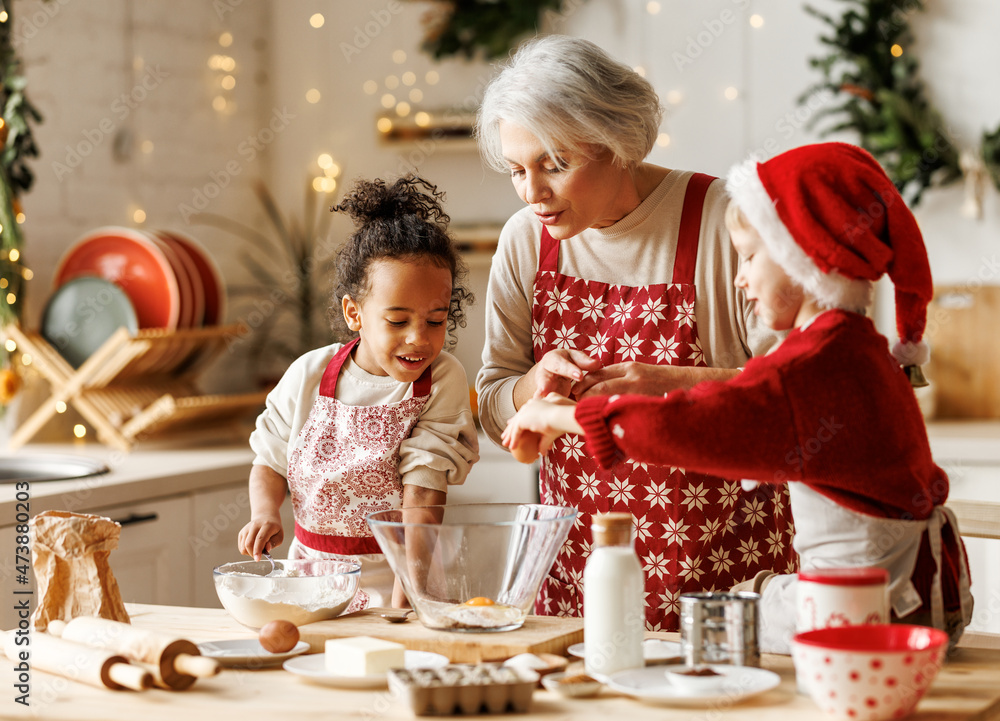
[287,337,431,555]
[533,173,797,631]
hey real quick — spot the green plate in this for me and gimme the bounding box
[41,276,138,368]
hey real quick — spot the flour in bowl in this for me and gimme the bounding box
[215,573,355,628]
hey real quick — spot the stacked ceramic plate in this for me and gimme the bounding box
[42,226,226,367]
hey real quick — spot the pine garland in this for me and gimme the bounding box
[0,7,44,409]
[0,7,43,329]
[416,0,565,60]
[801,0,1000,206]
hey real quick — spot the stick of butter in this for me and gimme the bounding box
[325,636,406,676]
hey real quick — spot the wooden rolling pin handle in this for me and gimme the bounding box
[107,662,154,691]
[174,653,220,677]
[46,619,68,636]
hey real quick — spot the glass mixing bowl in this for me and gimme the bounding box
[213,558,360,629]
[367,503,577,632]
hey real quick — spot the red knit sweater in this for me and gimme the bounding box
[575,310,946,521]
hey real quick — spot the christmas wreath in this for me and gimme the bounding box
[801,0,1000,208]
[415,0,565,60]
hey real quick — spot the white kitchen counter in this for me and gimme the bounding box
[0,439,255,521]
[926,420,1000,504]
[926,420,1000,463]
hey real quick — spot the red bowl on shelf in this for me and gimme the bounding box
[155,230,226,326]
[54,226,180,330]
[152,232,205,328]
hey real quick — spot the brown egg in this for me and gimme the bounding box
[510,431,542,463]
[259,619,300,653]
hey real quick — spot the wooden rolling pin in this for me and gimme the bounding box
[48,618,219,690]
[1,630,152,691]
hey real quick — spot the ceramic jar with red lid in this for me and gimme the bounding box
[796,567,890,634]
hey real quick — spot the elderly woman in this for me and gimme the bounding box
[475,35,796,631]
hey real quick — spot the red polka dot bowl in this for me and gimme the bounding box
[791,624,948,721]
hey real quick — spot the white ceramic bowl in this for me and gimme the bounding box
[541,671,603,698]
[213,558,360,629]
[791,624,948,721]
[663,664,732,693]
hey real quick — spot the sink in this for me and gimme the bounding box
[0,455,110,484]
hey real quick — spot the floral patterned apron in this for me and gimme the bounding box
[286,338,431,606]
[533,173,797,631]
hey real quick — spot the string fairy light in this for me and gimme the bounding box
[312,153,342,194]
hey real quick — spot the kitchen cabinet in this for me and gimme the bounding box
[190,482,295,608]
[0,444,256,631]
[97,495,193,608]
[0,500,185,628]
[0,494,195,630]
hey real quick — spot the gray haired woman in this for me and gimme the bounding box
[475,34,794,631]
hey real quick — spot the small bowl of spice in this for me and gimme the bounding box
[663,664,730,694]
[541,671,603,698]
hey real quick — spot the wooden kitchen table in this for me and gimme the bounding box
[4,604,1000,720]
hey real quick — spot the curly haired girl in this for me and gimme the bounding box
[240,175,479,608]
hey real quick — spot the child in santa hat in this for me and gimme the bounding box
[502,142,973,653]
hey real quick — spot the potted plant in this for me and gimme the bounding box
[194,180,342,386]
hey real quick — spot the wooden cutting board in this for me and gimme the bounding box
[297,608,583,662]
[924,285,1000,418]
[127,604,583,663]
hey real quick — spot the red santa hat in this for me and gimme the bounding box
[725,142,933,367]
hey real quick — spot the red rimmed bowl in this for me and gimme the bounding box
[153,232,205,328]
[156,230,226,325]
[54,226,180,329]
[791,624,948,721]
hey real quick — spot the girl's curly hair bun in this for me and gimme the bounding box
[332,174,449,226]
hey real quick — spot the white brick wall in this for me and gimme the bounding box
[16,0,273,393]
[11,0,1000,399]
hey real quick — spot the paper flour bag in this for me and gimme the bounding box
[30,511,130,631]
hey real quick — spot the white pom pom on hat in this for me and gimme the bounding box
[725,142,933,368]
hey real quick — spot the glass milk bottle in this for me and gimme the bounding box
[584,512,645,677]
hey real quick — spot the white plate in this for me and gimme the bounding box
[197,639,310,668]
[606,665,781,707]
[283,650,450,689]
[567,638,682,662]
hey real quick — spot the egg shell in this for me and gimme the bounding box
[259,619,300,653]
[510,431,541,463]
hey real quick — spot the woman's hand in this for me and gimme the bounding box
[502,393,583,462]
[238,516,283,561]
[572,362,739,398]
[515,349,603,408]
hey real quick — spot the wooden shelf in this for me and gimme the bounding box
[4,324,268,452]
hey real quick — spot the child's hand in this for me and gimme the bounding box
[502,393,583,462]
[238,516,283,561]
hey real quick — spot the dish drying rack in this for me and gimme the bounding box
[5,324,269,452]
